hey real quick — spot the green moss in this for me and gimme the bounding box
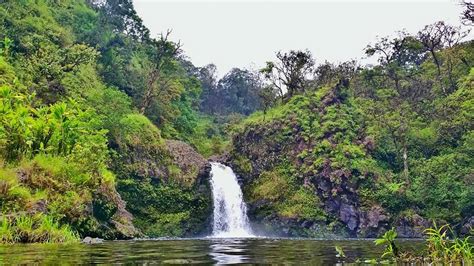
[117,179,211,237]
[33,155,91,185]
[233,155,253,176]
[139,212,190,237]
[185,115,229,157]
[7,186,31,201]
[248,166,326,222]
[167,164,182,180]
[278,187,325,221]
[250,170,290,202]
[0,169,32,210]
[0,57,15,86]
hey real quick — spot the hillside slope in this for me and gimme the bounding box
[0,0,214,242]
[228,45,474,237]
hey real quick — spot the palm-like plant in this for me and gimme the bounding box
[374,227,399,258]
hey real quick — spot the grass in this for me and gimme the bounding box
[0,214,79,244]
[0,156,108,244]
[425,223,473,263]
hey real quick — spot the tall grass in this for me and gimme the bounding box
[0,217,13,243]
[338,223,474,264]
[425,223,473,264]
[0,214,79,244]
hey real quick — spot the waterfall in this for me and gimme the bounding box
[209,162,253,237]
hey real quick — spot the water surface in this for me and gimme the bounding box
[0,238,424,264]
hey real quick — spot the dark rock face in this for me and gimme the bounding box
[112,135,213,238]
[165,140,212,209]
[166,140,207,175]
[165,139,210,186]
[358,206,390,237]
[94,183,142,239]
[460,216,474,235]
[339,203,359,232]
[393,214,430,238]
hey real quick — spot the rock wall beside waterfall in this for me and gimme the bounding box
[226,84,430,238]
[110,118,213,237]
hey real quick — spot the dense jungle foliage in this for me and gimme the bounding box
[230,27,474,237]
[0,0,473,243]
[0,0,226,242]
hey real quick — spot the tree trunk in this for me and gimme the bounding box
[139,69,160,114]
[430,50,441,77]
[403,144,409,184]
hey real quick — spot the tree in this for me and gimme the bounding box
[437,24,470,93]
[417,22,469,94]
[314,60,359,87]
[89,0,150,41]
[198,67,264,116]
[24,43,99,103]
[216,68,263,115]
[260,50,315,100]
[461,1,474,25]
[197,64,219,114]
[417,21,447,76]
[365,32,424,93]
[139,30,182,114]
[258,85,278,119]
[364,32,425,182]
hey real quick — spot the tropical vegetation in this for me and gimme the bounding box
[0,0,472,246]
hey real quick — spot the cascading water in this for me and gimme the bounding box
[209,162,253,237]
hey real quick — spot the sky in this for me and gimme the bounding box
[133,0,469,77]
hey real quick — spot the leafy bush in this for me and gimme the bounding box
[249,167,325,221]
[374,228,398,258]
[115,113,163,148]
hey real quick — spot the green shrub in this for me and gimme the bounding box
[140,212,189,237]
[278,187,325,221]
[374,228,398,258]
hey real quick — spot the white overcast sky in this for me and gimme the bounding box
[133,0,470,77]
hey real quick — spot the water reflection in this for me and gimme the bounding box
[210,238,250,264]
[0,238,424,264]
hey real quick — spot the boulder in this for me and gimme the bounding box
[82,237,103,244]
[460,216,474,236]
[339,203,359,232]
[358,206,390,237]
[165,140,209,185]
[395,213,430,238]
[96,182,142,239]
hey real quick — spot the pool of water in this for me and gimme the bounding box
[0,237,424,264]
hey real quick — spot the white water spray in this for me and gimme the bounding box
[209,162,253,237]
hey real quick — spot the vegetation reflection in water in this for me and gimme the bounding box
[0,238,425,264]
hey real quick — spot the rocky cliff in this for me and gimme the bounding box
[110,116,212,237]
[227,83,430,238]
